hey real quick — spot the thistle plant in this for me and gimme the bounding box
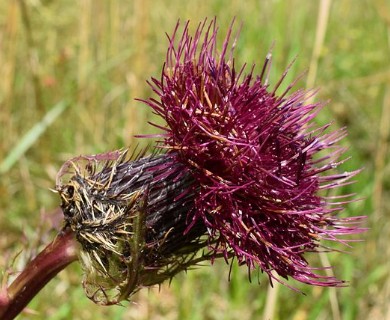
[0,18,365,319]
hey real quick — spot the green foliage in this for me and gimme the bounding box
[0,0,388,319]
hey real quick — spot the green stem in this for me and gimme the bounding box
[0,227,78,320]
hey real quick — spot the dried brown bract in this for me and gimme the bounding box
[56,150,208,305]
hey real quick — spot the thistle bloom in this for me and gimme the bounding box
[55,18,364,305]
[141,19,364,287]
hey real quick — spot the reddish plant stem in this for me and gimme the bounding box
[0,227,78,320]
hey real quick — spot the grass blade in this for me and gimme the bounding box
[0,100,68,174]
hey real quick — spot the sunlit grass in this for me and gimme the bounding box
[0,0,389,319]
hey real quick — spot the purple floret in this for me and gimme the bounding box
[141,18,365,287]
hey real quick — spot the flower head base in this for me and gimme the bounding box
[56,150,208,304]
[142,18,365,287]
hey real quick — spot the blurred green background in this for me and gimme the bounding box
[0,0,389,319]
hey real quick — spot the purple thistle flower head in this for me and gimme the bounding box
[142,18,365,287]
